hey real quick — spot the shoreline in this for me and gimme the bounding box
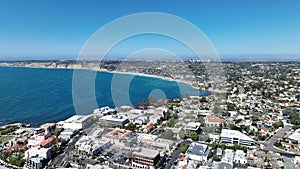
[0,64,199,90]
[0,65,205,127]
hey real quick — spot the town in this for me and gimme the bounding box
[0,61,300,169]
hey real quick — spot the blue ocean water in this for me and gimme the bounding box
[0,66,208,126]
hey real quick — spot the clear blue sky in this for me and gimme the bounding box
[0,0,299,60]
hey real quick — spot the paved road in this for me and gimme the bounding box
[49,132,83,168]
[261,125,293,154]
[165,140,191,169]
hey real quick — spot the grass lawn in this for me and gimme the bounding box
[0,136,14,144]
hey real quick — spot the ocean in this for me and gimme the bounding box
[0,66,208,126]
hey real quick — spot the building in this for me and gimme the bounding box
[234,150,247,166]
[59,129,78,140]
[62,115,94,130]
[102,128,137,147]
[39,136,56,148]
[75,136,110,156]
[93,107,115,117]
[205,115,224,126]
[220,129,255,146]
[184,122,201,135]
[209,134,220,142]
[86,164,112,169]
[288,129,300,144]
[185,142,210,162]
[220,149,234,169]
[132,148,160,169]
[99,115,129,127]
[137,134,174,151]
[24,157,44,169]
[25,147,51,159]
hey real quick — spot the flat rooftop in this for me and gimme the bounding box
[104,128,132,140]
[100,115,128,122]
[65,115,91,123]
[221,129,254,141]
[137,133,158,142]
[133,148,159,158]
[186,143,209,156]
[185,122,201,130]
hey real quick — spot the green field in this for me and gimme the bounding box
[0,136,13,144]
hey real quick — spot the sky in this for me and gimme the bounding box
[0,0,300,60]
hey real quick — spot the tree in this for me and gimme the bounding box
[274,141,284,149]
[167,121,174,127]
[178,130,185,139]
[189,132,199,141]
[251,116,260,122]
[200,122,206,127]
[273,121,284,129]
[212,142,218,149]
[181,144,190,153]
[229,124,242,132]
[9,157,24,167]
[292,125,299,130]
[125,123,136,131]
[204,136,211,142]
[200,97,207,102]
[213,155,221,161]
[163,111,171,120]
[226,102,236,111]
[223,122,228,127]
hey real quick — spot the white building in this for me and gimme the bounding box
[149,115,163,125]
[75,136,110,156]
[220,129,255,146]
[184,122,201,135]
[25,147,51,159]
[220,149,234,169]
[99,115,129,127]
[234,150,247,165]
[209,134,220,142]
[62,115,93,130]
[59,129,77,140]
[288,129,300,143]
[93,107,115,117]
[185,142,210,162]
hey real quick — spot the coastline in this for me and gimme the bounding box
[0,64,199,90]
[0,64,204,127]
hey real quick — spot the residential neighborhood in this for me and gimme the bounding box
[0,61,300,169]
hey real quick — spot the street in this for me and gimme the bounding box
[261,125,293,154]
[165,140,191,169]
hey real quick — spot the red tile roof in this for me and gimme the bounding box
[40,136,56,147]
[205,115,224,123]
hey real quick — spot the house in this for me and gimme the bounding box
[185,142,210,162]
[205,115,224,126]
[184,122,201,135]
[288,129,300,144]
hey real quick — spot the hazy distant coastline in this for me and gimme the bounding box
[0,60,199,89]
